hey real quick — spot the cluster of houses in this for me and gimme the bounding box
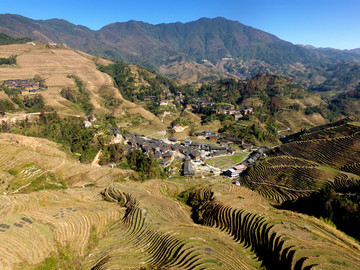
[213,106,253,120]
[121,132,236,176]
[144,90,184,106]
[223,146,268,178]
[2,79,43,95]
[184,99,216,110]
[142,89,254,122]
[184,98,254,121]
[196,130,254,149]
[83,114,97,128]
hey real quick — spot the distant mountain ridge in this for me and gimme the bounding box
[1,13,360,89]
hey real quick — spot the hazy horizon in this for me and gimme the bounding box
[1,0,360,50]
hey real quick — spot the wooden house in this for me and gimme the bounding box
[242,143,253,150]
[183,156,195,176]
[190,150,201,161]
[208,133,218,140]
[159,99,169,106]
[234,113,243,120]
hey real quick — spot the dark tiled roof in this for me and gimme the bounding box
[183,160,195,175]
[163,151,173,157]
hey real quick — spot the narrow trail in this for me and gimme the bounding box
[278,127,291,134]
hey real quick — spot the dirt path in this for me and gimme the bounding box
[278,127,291,134]
[91,150,102,167]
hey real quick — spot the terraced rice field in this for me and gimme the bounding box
[0,43,165,134]
[1,124,360,269]
[188,186,360,269]
[239,156,356,203]
[240,120,360,203]
[0,188,123,269]
[0,133,129,193]
[82,185,261,270]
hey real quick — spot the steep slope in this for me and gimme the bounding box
[1,14,360,87]
[240,119,360,203]
[0,42,165,133]
[0,124,359,269]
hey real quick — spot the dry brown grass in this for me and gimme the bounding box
[0,133,130,193]
[0,188,122,269]
[0,44,165,133]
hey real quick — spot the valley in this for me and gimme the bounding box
[0,20,359,269]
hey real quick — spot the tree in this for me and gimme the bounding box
[1,120,8,132]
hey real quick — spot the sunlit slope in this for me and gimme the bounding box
[0,43,165,131]
[188,184,360,269]
[0,188,122,269]
[0,133,359,269]
[82,183,261,270]
[240,120,360,203]
[0,133,129,193]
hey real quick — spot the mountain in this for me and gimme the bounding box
[1,14,360,89]
[349,48,360,55]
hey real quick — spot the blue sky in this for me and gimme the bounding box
[1,0,359,49]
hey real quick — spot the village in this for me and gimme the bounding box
[2,79,44,95]
[108,126,267,179]
[145,89,254,121]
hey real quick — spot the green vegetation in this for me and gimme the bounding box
[0,33,31,45]
[60,75,94,114]
[7,112,98,158]
[126,149,166,180]
[7,168,19,176]
[97,62,178,103]
[98,86,122,109]
[34,245,80,270]
[0,54,17,65]
[21,172,67,193]
[100,146,167,180]
[175,184,201,204]
[11,95,45,113]
[99,144,125,166]
[219,119,278,144]
[0,99,15,113]
[280,185,360,241]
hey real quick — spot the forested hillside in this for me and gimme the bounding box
[1,14,360,90]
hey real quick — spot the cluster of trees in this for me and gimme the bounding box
[126,149,166,180]
[280,185,360,241]
[218,120,278,143]
[100,146,166,181]
[60,75,94,114]
[326,85,360,118]
[97,62,180,103]
[97,62,135,101]
[100,144,124,165]
[2,112,166,181]
[0,99,15,114]
[0,33,31,45]
[11,95,45,113]
[6,112,97,157]
[0,55,17,65]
